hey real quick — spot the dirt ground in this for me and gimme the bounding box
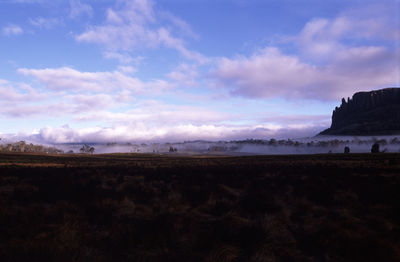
[0,152,399,261]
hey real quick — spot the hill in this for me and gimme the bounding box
[320,87,400,135]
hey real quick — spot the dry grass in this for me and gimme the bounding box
[0,152,399,261]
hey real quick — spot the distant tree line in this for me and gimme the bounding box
[233,137,400,148]
[0,141,63,154]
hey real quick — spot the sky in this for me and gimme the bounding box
[0,0,399,143]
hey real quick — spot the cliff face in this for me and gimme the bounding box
[320,88,400,135]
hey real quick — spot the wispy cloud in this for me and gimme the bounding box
[103,51,144,65]
[297,14,399,60]
[2,24,23,36]
[29,17,61,29]
[0,80,117,118]
[74,100,231,124]
[69,0,93,19]
[117,65,137,74]
[17,67,173,93]
[159,10,198,39]
[75,0,207,63]
[0,79,46,103]
[167,63,199,87]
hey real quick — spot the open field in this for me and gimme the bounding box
[0,153,400,261]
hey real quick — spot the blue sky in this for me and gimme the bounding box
[0,0,399,143]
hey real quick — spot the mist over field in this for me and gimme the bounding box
[2,135,399,155]
[55,136,400,155]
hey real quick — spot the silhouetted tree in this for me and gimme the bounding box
[344,146,350,154]
[80,144,94,154]
[371,143,380,153]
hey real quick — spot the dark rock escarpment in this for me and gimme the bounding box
[320,88,400,135]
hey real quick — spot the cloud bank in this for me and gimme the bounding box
[213,46,397,100]
[30,123,324,144]
[212,6,399,101]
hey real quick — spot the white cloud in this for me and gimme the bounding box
[18,67,172,93]
[167,63,199,86]
[159,10,198,39]
[0,79,9,86]
[103,51,144,65]
[0,78,115,117]
[67,93,115,111]
[69,0,93,19]
[297,14,399,60]
[75,0,158,49]
[1,76,327,142]
[212,8,400,101]
[2,24,23,36]
[117,66,137,74]
[0,79,46,102]
[105,8,123,24]
[103,51,133,64]
[157,27,208,63]
[76,24,158,50]
[339,3,400,41]
[119,0,155,23]
[0,87,117,118]
[213,47,317,98]
[29,17,61,29]
[74,100,230,124]
[213,46,398,100]
[36,122,320,143]
[2,103,71,117]
[7,66,178,118]
[75,0,207,63]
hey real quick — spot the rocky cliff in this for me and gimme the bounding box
[320,88,400,135]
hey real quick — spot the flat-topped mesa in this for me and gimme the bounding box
[320,87,400,135]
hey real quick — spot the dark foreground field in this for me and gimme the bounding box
[0,153,399,262]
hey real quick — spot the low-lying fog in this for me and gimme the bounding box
[2,136,400,155]
[44,136,400,155]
